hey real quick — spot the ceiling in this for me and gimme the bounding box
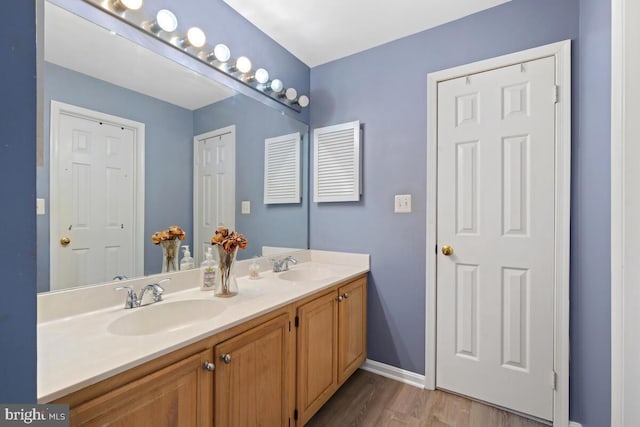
[44,2,234,111]
[223,0,511,67]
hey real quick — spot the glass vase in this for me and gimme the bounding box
[160,239,181,273]
[215,245,238,297]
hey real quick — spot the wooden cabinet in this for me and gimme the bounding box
[214,313,293,427]
[70,349,214,427]
[58,273,367,427]
[296,276,367,425]
[337,276,367,384]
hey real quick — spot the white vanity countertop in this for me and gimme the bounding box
[37,250,369,403]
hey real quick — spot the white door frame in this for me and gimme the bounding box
[425,40,571,425]
[49,100,145,289]
[611,0,638,425]
[193,125,236,263]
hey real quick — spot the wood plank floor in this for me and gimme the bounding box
[305,370,549,427]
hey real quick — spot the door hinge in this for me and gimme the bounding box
[553,85,559,104]
[552,371,557,390]
[294,409,298,420]
[295,316,299,328]
[435,244,438,254]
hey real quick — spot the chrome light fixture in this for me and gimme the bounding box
[84,0,309,110]
[146,9,178,33]
[112,0,143,11]
[232,56,252,74]
[253,68,270,84]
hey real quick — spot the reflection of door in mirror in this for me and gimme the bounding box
[50,101,144,290]
[194,126,236,264]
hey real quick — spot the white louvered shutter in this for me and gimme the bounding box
[264,132,301,204]
[313,120,361,202]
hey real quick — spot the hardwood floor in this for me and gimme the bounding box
[305,370,549,427]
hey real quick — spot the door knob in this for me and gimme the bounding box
[221,354,232,364]
[336,295,344,302]
[441,245,454,256]
[203,361,215,371]
[60,237,71,246]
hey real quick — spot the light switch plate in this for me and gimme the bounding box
[394,194,412,213]
[241,200,251,214]
[37,198,46,215]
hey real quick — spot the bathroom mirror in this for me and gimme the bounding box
[36,2,309,292]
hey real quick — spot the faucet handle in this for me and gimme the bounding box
[115,286,137,309]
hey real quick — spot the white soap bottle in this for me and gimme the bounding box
[180,245,195,271]
[200,247,218,291]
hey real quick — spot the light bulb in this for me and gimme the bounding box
[155,9,177,32]
[186,27,206,48]
[285,88,298,101]
[297,95,310,108]
[213,44,231,63]
[235,56,252,74]
[270,79,284,93]
[113,0,143,10]
[254,68,269,84]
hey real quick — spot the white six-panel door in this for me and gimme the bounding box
[53,110,136,290]
[436,56,556,420]
[194,127,235,263]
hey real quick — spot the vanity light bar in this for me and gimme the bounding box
[83,0,309,111]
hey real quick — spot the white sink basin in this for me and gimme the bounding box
[107,299,225,336]
[278,265,334,282]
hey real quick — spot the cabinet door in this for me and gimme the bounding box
[70,349,214,427]
[338,276,367,384]
[296,291,338,425]
[214,313,291,427]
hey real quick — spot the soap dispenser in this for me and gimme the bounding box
[180,245,194,271]
[249,257,261,279]
[200,247,218,291]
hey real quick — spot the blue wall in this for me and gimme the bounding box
[194,95,309,260]
[0,2,37,402]
[570,0,611,425]
[310,0,611,425]
[39,62,194,290]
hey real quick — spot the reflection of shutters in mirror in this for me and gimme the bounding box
[313,120,361,203]
[264,132,301,204]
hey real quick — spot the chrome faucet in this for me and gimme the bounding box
[116,278,170,309]
[272,256,297,272]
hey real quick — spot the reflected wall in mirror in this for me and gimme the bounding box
[37,2,309,293]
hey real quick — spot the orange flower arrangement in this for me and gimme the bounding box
[210,226,248,253]
[151,225,186,245]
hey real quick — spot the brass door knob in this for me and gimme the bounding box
[60,237,71,246]
[441,245,454,256]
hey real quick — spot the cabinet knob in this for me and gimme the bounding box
[343,292,350,299]
[221,354,232,364]
[203,361,215,372]
[336,295,343,302]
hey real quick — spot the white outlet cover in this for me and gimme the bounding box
[241,200,251,214]
[394,194,412,213]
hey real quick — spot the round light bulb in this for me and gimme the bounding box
[297,95,310,108]
[270,79,284,93]
[213,44,231,63]
[235,56,252,74]
[254,68,269,84]
[156,9,178,32]
[285,88,298,101]
[186,27,206,48]
[117,0,143,10]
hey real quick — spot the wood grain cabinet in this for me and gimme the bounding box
[69,349,214,427]
[296,276,367,425]
[57,273,367,427]
[214,313,293,427]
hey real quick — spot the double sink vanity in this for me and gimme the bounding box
[38,250,369,426]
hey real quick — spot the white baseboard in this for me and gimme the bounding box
[360,359,426,389]
[568,422,582,427]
